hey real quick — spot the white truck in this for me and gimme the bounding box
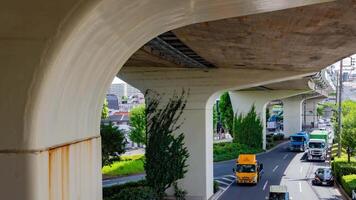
[307,139,327,161]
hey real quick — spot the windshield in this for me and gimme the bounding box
[309,142,325,149]
[269,193,286,200]
[236,164,256,173]
[291,136,304,142]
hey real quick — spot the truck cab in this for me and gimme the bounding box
[233,154,263,184]
[307,139,327,161]
[267,185,290,200]
[289,132,309,151]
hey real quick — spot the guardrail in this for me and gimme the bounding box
[352,189,356,200]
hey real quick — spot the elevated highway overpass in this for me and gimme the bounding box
[0,0,354,199]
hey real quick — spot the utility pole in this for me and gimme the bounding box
[335,71,339,106]
[303,95,307,130]
[338,59,344,158]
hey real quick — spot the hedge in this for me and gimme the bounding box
[105,186,157,200]
[103,180,147,198]
[213,142,262,162]
[341,174,356,197]
[332,161,356,181]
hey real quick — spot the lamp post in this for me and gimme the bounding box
[337,59,344,158]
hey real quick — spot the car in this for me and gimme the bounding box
[312,168,334,186]
[266,185,291,200]
[272,131,285,140]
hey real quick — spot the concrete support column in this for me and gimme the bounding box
[179,108,213,200]
[303,97,324,128]
[282,96,303,137]
[0,137,102,200]
[144,91,213,200]
[229,90,305,150]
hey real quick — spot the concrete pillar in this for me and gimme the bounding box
[143,90,213,200]
[229,90,306,149]
[303,97,325,128]
[282,96,303,137]
[0,137,102,200]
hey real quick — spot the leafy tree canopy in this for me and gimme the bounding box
[129,104,146,145]
[144,90,189,199]
[101,122,126,166]
[219,92,234,133]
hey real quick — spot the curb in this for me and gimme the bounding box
[214,141,289,164]
[335,180,352,200]
[209,189,224,200]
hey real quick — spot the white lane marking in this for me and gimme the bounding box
[263,180,268,191]
[222,177,234,182]
[219,186,226,191]
[283,154,288,160]
[272,165,279,172]
[300,166,303,174]
[225,175,236,179]
[214,176,236,200]
[215,180,230,186]
[299,181,302,193]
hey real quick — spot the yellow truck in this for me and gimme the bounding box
[233,154,264,184]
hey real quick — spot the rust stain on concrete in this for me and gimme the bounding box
[48,138,97,200]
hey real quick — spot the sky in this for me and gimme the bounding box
[112,77,125,84]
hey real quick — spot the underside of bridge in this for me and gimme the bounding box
[0,0,353,200]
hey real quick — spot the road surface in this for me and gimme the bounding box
[216,143,343,200]
[103,141,342,200]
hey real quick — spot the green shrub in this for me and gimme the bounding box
[332,161,356,181]
[341,174,356,197]
[108,186,157,200]
[213,142,262,162]
[233,105,263,149]
[213,180,220,193]
[103,180,147,198]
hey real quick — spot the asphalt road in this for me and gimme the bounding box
[216,143,343,200]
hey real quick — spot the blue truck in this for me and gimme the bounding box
[289,132,309,151]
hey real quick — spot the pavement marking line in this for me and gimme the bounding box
[215,180,230,186]
[272,165,279,172]
[222,177,234,182]
[299,181,302,193]
[283,154,288,160]
[225,175,236,179]
[219,186,226,191]
[263,180,268,191]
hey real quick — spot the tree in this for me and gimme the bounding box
[144,90,189,199]
[219,92,234,133]
[342,110,356,162]
[102,99,109,119]
[213,103,218,132]
[233,105,263,149]
[101,122,126,166]
[129,105,146,145]
[266,107,270,123]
